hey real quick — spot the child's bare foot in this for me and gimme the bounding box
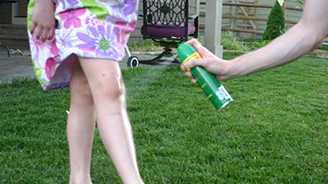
[31,0,56,42]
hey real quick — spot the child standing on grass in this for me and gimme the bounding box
[27,0,144,183]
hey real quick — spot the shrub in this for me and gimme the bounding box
[263,1,285,40]
[222,32,249,52]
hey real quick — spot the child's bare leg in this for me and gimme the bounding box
[67,61,96,184]
[79,58,144,184]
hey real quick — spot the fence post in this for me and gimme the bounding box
[204,0,223,58]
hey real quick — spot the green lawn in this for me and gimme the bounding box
[1,55,328,183]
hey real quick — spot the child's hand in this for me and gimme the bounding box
[180,39,234,82]
[31,0,56,42]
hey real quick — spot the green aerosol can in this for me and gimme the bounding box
[177,42,233,110]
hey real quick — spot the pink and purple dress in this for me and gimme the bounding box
[27,0,138,90]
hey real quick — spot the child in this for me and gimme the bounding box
[27,0,144,183]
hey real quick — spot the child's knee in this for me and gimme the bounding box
[79,89,94,105]
[71,79,94,105]
[93,80,124,102]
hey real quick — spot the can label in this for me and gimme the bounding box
[216,86,233,106]
[183,52,202,63]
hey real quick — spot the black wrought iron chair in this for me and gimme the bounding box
[127,0,199,67]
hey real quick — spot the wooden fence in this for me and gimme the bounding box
[219,1,303,37]
[0,0,305,44]
[130,0,304,41]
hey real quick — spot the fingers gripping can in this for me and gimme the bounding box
[177,42,233,110]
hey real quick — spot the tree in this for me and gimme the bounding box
[262,0,285,40]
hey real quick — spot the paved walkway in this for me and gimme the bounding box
[0,55,34,83]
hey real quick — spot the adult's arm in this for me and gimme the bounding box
[182,0,328,80]
[228,0,328,77]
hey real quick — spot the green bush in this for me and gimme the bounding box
[263,1,285,40]
[222,32,249,52]
[244,39,271,50]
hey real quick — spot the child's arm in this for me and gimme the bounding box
[30,0,56,42]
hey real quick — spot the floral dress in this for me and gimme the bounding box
[27,0,138,90]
